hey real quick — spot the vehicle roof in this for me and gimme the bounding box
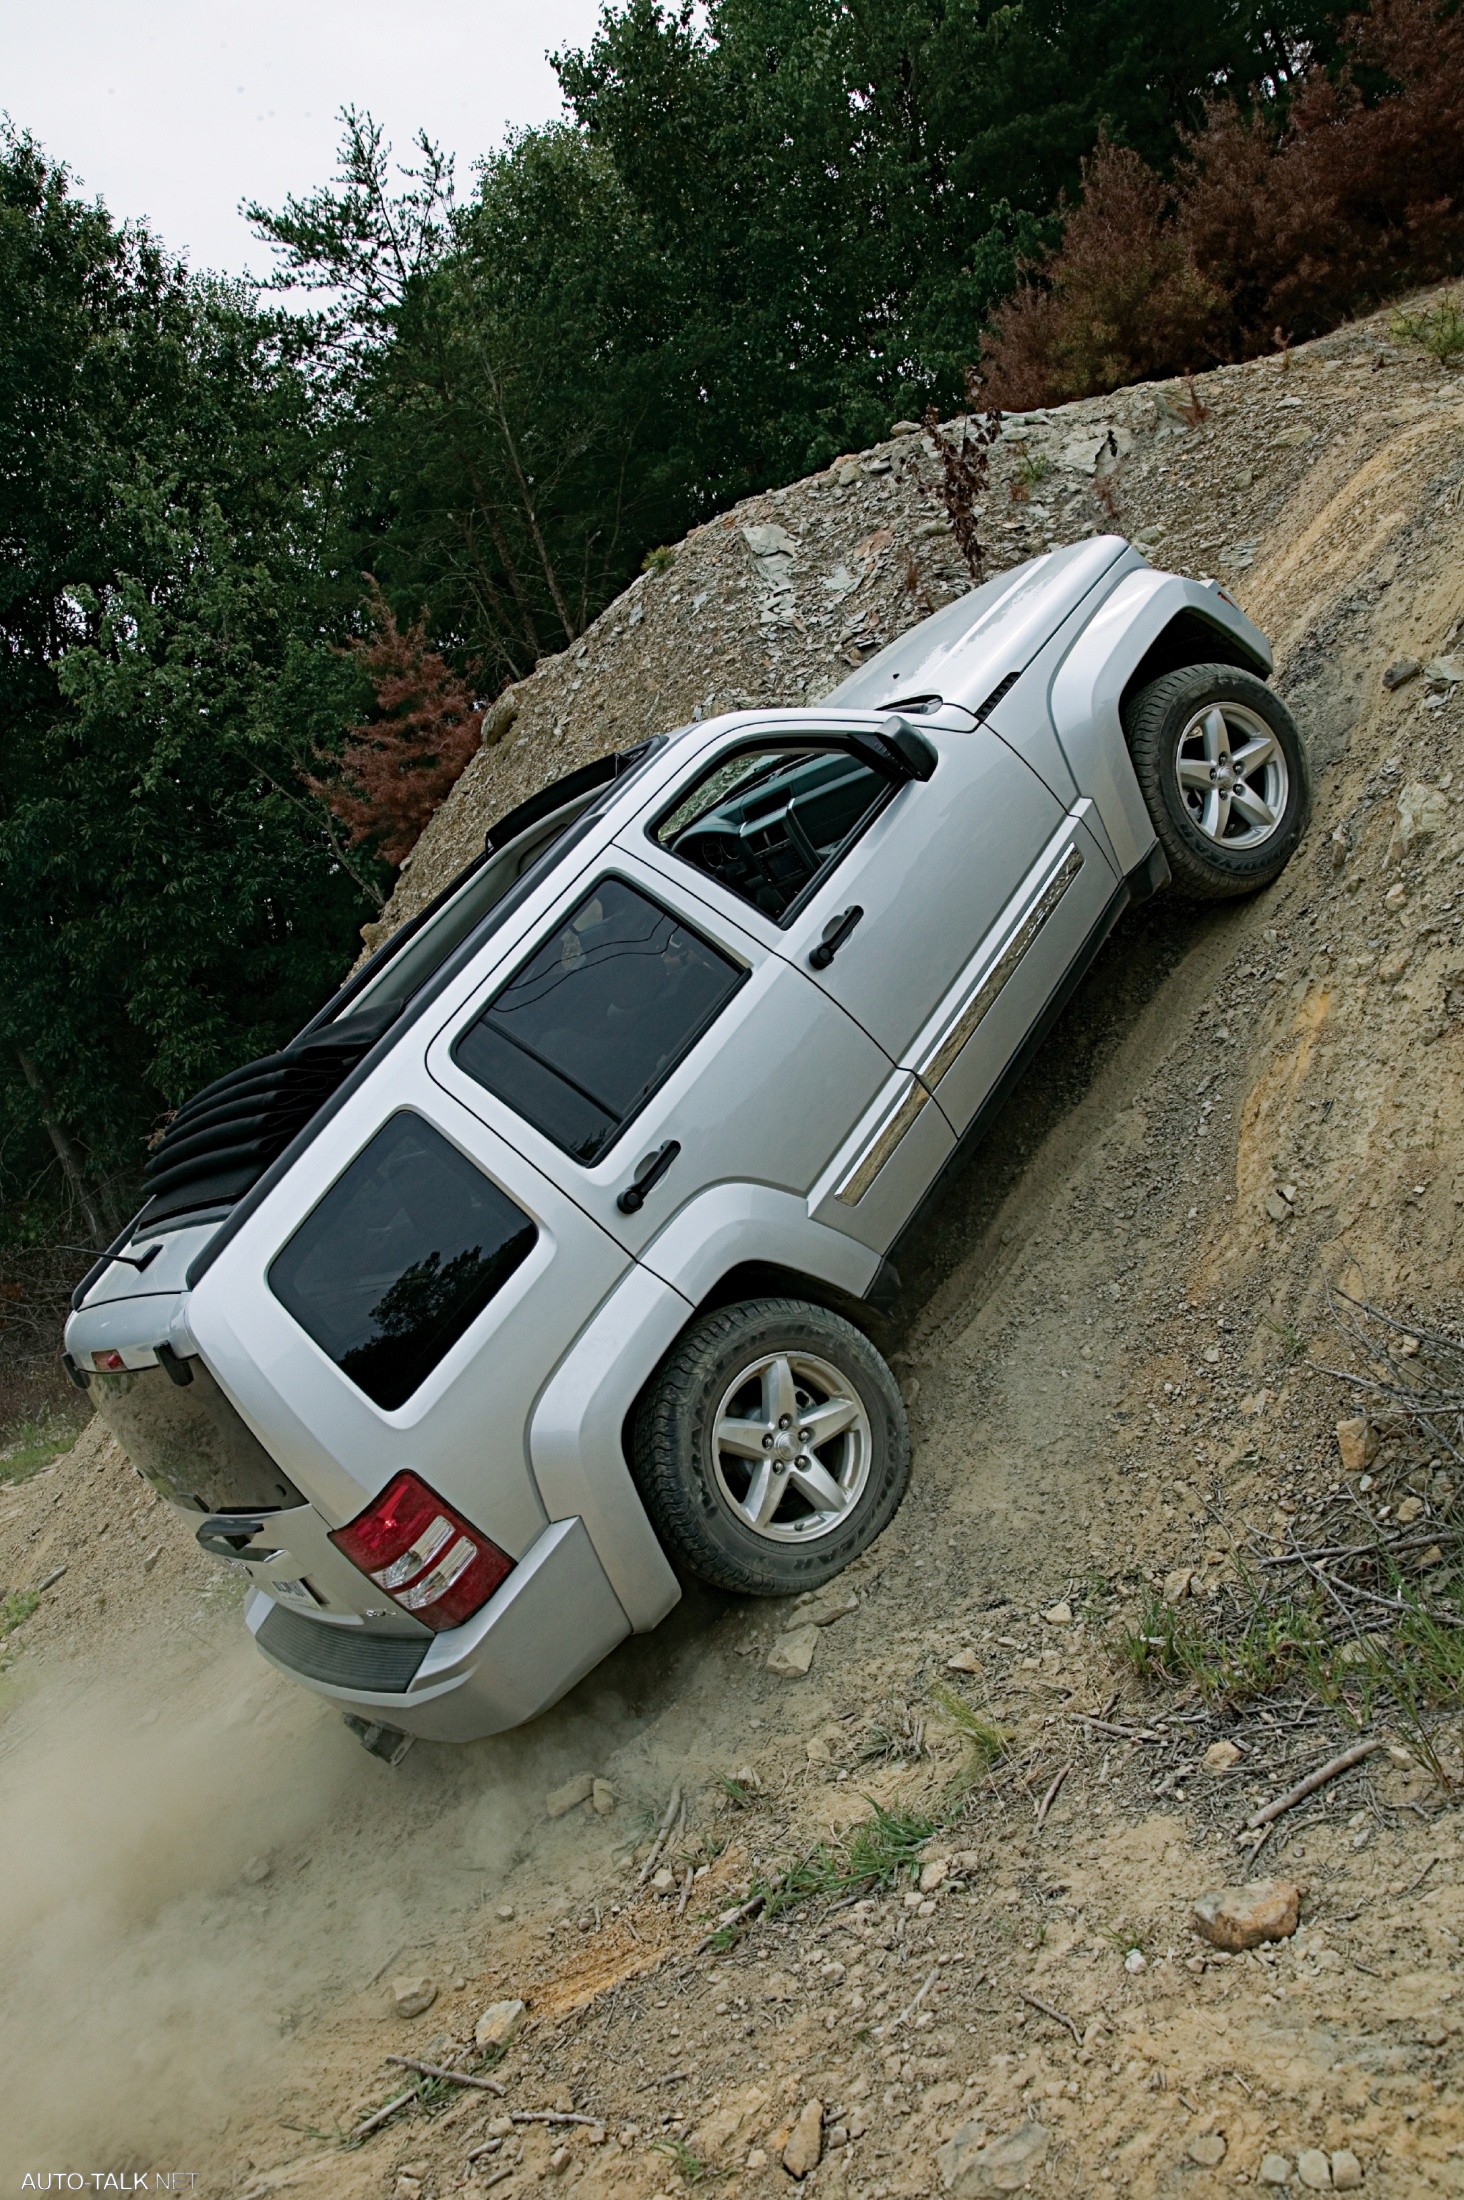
[825,535,1133,715]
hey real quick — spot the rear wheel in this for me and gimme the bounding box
[632,1297,909,1596]
[1125,663,1309,899]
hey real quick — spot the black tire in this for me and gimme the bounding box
[632,1297,909,1596]
[1125,663,1310,900]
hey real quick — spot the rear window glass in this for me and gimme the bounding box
[452,877,744,1163]
[269,1113,536,1409]
[654,743,890,921]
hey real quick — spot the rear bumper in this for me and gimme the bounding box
[245,1514,630,1741]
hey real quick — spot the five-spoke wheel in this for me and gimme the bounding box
[1125,662,1309,899]
[633,1298,908,1595]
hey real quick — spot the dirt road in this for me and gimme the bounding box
[4,294,1464,2197]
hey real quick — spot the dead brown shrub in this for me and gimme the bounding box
[981,0,1464,409]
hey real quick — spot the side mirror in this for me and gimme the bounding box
[845,722,938,784]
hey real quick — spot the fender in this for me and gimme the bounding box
[1040,572,1273,876]
[526,1187,881,1630]
[527,1262,688,1631]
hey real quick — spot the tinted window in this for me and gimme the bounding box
[269,1113,536,1409]
[452,878,744,1163]
[655,743,890,921]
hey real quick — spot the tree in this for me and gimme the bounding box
[0,129,381,1242]
[308,580,485,866]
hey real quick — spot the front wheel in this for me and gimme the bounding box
[632,1297,910,1596]
[1125,663,1310,900]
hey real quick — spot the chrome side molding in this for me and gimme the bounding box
[916,841,1084,1091]
[834,1076,932,1206]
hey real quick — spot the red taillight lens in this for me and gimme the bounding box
[329,1472,513,1633]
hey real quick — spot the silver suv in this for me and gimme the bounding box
[65,539,1307,1752]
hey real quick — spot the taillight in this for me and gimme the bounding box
[329,1472,513,1632]
[92,1349,127,1372]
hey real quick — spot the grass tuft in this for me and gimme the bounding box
[929,1683,1014,1787]
[1,1589,40,1637]
[651,2136,722,2184]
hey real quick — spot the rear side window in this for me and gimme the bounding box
[270,1113,536,1409]
[654,742,890,921]
[452,877,745,1163]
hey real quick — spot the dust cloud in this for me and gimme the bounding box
[0,1602,669,2182]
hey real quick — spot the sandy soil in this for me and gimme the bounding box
[5,293,1464,2199]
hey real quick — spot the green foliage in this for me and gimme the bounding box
[0,128,383,1241]
[0,1590,40,1637]
[1116,1586,1341,1706]
[734,1800,938,1934]
[1392,295,1464,366]
[651,2136,722,2185]
[0,1406,86,1486]
[928,1683,1013,1785]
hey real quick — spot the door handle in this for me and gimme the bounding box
[617,1139,681,1214]
[809,905,864,970]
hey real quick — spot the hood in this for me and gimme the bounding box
[826,536,1136,718]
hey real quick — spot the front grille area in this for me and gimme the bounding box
[256,1603,428,1693]
[139,1002,401,1227]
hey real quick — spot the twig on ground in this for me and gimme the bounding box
[347,2085,419,2141]
[637,1785,684,1888]
[1405,1854,1442,1895]
[1020,1988,1081,2044]
[512,2110,604,2128]
[676,1865,694,1918]
[695,1891,765,1954]
[385,2055,505,2096]
[1244,1739,1385,1831]
[1034,1764,1070,1829]
[881,1965,940,2034]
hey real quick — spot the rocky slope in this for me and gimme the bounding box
[5,290,1464,2197]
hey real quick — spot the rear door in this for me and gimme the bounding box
[617,719,1067,1071]
[425,851,946,1259]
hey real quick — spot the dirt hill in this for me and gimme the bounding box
[5,290,1464,2199]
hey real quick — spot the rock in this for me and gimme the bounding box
[1384,881,1408,909]
[652,1865,675,1892]
[1260,2156,1293,2187]
[1395,1493,1425,1525]
[1266,1189,1293,1223]
[1041,1601,1073,1625]
[767,1624,820,1676]
[241,1854,272,1884]
[1203,1740,1242,1772]
[474,1997,526,2050]
[1330,2149,1363,2190]
[591,1778,617,1816]
[1425,655,1464,685]
[1392,781,1451,858]
[1297,2150,1332,2191]
[797,1585,859,1626]
[890,419,923,437]
[937,2118,1050,2194]
[784,2098,824,2178]
[1335,1417,1378,1475]
[947,1647,984,1673]
[1163,1567,1194,1605]
[545,1772,595,1817]
[391,1974,437,2019]
[1189,2133,1228,2166]
[919,1858,949,1894]
[546,2146,571,2176]
[1191,1879,1301,1951]
[1124,1948,1147,1974]
[496,1903,515,1921]
[481,685,521,748]
[1382,657,1421,689]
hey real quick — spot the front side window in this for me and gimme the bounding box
[654,741,891,922]
[452,877,744,1163]
[270,1113,537,1409]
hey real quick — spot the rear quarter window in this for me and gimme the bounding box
[269,1112,537,1409]
[452,877,745,1163]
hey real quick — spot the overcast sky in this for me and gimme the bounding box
[3,0,606,279]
